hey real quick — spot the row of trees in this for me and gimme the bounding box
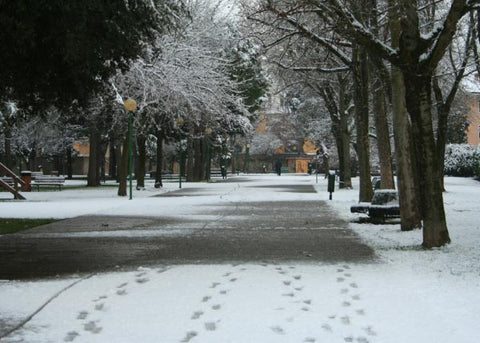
[242,0,480,248]
[0,1,268,194]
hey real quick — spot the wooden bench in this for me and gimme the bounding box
[31,176,65,191]
[351,189,400,220]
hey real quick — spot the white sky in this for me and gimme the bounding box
[0,175,479,343]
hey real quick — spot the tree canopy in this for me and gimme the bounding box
[0,0,186,108]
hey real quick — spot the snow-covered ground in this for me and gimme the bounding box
[0,175,479,343]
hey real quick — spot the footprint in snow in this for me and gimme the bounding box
[204,322,217,331]
[282,292,295,297]
[84,321,102,334]
[270,326,285,335]
[181,331,198,342]
[340,316,351,325]
[116,289,127,296]
[94,303,105,311]
[321,323,332,332]
[136,277,149,284]
[363,326,377,336]
[63,331,79,342]
[210,282,221,289]
[191,311,204,320]
[356,309,366,316]
[202,296,211,303]
[76,311,88,320]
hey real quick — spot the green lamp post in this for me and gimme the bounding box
[124,98,137,200]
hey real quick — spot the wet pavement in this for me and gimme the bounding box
[0,178,376,280]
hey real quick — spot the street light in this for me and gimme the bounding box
[205,127,212,181]
[177,117,185,189]
[124,98,137,200]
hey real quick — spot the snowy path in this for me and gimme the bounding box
[0,177,373,279]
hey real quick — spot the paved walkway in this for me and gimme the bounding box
[0,177,375,279]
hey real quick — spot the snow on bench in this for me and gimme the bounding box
[351,189,400,219]
[31,176,65,191]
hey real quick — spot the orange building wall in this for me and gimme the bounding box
[466,94,480,146]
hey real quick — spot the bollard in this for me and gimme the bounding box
[327,173,335,200]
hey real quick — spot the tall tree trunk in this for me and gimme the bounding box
[404,73,450,247]
[389,0,422,231]
[338,79,352,188]
[353,45,373,202]
[192,136,204,182]
[117,138,128,196]
[371,64,395,189]
[391,66,422,231]
[137,135,146,189]
[186,128,195,182]
[66,146,73,180]
[87,126,101,187]
[155,131,164,187]
[368,0,394,189]
[109,136,117,180]
[99,137,108,184]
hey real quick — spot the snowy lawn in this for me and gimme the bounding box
[0,175,479,343]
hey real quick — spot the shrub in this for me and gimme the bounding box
[444,144,480,177]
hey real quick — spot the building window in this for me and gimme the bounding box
[478,125,480,140]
